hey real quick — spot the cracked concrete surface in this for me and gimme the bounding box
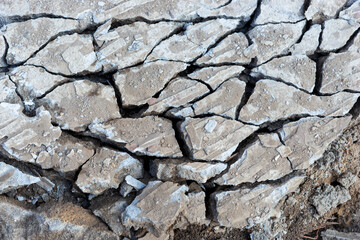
[0,0,360,239]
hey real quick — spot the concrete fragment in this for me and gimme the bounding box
[310,183,351,216]
[291,24,322,55]
[151,159,227,183]
[125,175,146,190]
[339,1,360,24]
[239,80,359,125]
[120,182,133,197]
[0,75,21,104]
[27,33,101,75]
[280,116,352,169]
[3,18,84,64]
[89,116,182,158]
[254,0,305,25]
[164,106,195,119]
[147,19,239,62]
[181,116,258,161]
[40,80,120,131]
[188,66,245,90]
[76,147,143,196]
[0,162,41,194]
[114,61,188,107]
[192,78,246,119]
[248,21,306,65]
[196,33,252,65]
[97,22,181,71]
[338,172,358,189]
[211,175,306,228]
[322,229,360,240]
[305,0,347,23]
[145,77,209,115]
[214,133,292,185]
[251,55,316,92]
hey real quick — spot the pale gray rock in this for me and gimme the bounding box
[320,19,359,52]
[0,196,118,240]
[291,24,322,55]
[120,182,133,197]
[239,80,359,125]
[254,0,305,25]
[0,75,21,104]
[164,105,195,119]
[322,229,360,240]
[248,21,306,65]
[196,33,252,65]
[339,0,360,24]
[188,66,245,90]
[40,80,120,131]
[214,133,292,186]
[89,116,182,158]
[305,0,347,23]
[3,18,84,64]
[147,19,239,62]
[192,78,246,119]
[251,55,316,92]
[125,175,146,190]
[151,159,227,183]
[27,33,101,75]
[211,175,306,228]
[76,147,143,196]
[338,172,358,189]
[180,116,258,161]
[114,61,188,107]
[310,183,351,216]
[145,77,209,115]
[0,36,6,67]
[97,22,182,71]
[280,116,352,169]
[0,162,41,194]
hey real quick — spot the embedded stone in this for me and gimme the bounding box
[0,75,21,104]
[76,147,143,196]
[180,116,258,161]
[39,80,120,131]
[89,116,182,158]
[305,0,347,23]
[290,24,322,55]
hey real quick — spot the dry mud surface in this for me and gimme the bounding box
[0,0,360,239]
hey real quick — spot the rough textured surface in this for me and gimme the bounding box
[0,75,21,104]
[290,24,322,55]
[305,0,347,23]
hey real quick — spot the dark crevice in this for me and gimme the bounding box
[315,22,325,52]
[349,96,360,119]
[169,118,192,159]
[334,27,360,53]
[4,14,76,24]
[249,0,262,27]
[302,0,312,14]
[1,35,9,69]
[214,0,233,9]
[235,73,256,119]
[312,55,328,95]
[252,18,307,27]
[275,132,295,170]
[295,20,312,44]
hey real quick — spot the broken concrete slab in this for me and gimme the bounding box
[151,159,227,183]
[188,66,245,90]
[0,162,41,194]
[89,116,182,158]
[290,24,322,55]
[144,77,209,115]
[305,0,347,23]
[27,33,101,75]
[239,80,359,125]
[147,19,240,62]
[114,61,188,107]
[97,22,182,71]
[248,21,306,65]
[338,172,358,189]
[0,75,21,104]
[39,80,120,132]
[3,18,85,64]
[76,147,143,196]
[254,0,305,25]
[192,78,246,119]
[214,133,292,186]
[180,116,258,162]
[211,175,306,228]
[196,32,252,65]
[280,116,352,170]
[251,55,316,92]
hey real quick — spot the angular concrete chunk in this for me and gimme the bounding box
[148,19,239,62]
[4,18,84,64]
[239,80,359,125]
[211,175,305,228]
[305,0,347,23]
[280,116,352,169]
[145,77,209,115]
[27,33,101,75]
[76,147,143,195]
[114,61,188,107]
[254,0,305,25]
[251,55,316,92]
[192,78,246,119]
[97,22,181,71]
[196,33,252,65]
[0,162,41,194]
[0,75,21,104]
[214,133,292,185]
[181,116,258,161]
[40,80,120,131]
[151,159,227,183]
[291,24,322,55]
[249,21,306,65]
[89,116,182,158]
[188,66,245,90]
